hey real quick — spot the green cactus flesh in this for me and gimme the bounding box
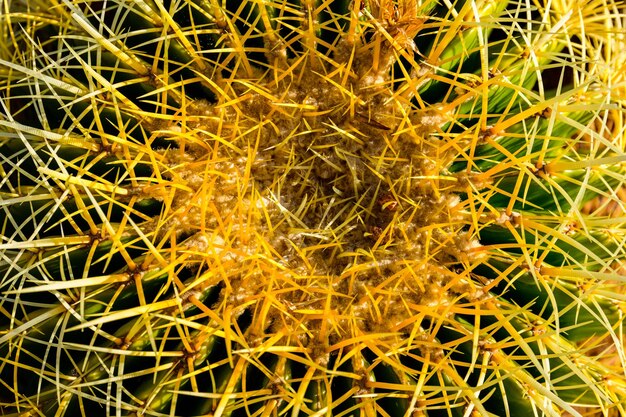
[1,0,625,416]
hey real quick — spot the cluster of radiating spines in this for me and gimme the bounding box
[1,0,626,416]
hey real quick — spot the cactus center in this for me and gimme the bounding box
[149,42,481,352]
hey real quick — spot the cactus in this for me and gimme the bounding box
[1,0,625,416]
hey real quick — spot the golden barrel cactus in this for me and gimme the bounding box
[0,0,625,416]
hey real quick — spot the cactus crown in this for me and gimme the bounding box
[1,0,625,416]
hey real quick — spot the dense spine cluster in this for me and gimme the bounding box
[0,0,625,416]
